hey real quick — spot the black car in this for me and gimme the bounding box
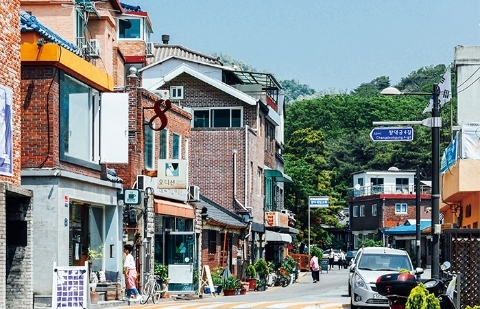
[345,250,358,266]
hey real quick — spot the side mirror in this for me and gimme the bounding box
[414,267,424,275]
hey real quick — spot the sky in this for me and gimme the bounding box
[123,1,480,92]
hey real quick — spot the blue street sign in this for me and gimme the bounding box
[309,196,329,208]
[370,127,414,142]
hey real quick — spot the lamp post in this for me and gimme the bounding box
[380,84,441,279]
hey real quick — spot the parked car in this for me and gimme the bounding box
[348,247,422,309]
[345,250,358,266]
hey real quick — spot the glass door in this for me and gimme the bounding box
[166,232,195,293]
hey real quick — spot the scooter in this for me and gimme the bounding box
[376,261,456,309]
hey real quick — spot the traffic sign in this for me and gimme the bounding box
[309,196,329,208]
[370,127,414,142]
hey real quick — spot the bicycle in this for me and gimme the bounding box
[140,273,162,304]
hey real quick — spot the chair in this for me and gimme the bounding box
[96,271,122,300]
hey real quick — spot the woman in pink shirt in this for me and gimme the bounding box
[309,253,320,283]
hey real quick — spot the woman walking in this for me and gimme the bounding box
[309,253,320,283]
[328,248,335,270]
[124,244,141,301]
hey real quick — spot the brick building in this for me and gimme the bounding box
[1,1,34,308]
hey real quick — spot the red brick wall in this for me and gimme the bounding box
[0,0,21,185]
[201,229,241,277]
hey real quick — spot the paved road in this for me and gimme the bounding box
[106,267,352,309]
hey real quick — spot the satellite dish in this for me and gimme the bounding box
[354,184,361,190]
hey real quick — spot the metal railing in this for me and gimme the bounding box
[346,184,431,198]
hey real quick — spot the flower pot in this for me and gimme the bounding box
[223,289,236,296]
[240,288,247,295]
[246,278,257,291]
[90,291,99,304]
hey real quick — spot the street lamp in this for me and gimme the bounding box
[380,84,441,279]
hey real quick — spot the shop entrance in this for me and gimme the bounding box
[166,232,196,293]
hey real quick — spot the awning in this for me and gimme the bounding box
[154,199,194,219]
[264,168,293,183]
[265,230,292,243]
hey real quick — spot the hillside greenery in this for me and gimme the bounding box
[214,54,455,247]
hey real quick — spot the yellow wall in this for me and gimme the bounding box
[21,32,113,91]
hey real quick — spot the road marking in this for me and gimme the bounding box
[117,301,345,309]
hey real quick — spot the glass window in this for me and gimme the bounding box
[193,110,209,128]
[144,124,154,170]
[208,230,216,254]
[159,129,167,159]
[353,205,359,217]
[360,205,365,217]
[118,18,142,39]
[372,204,377,216]
[395,203,408,214]
[396,178,409,192]
[59,72,99,167]
[172,133,181,159]
[193,108,242,128]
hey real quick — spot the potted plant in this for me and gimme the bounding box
[154,262,169,297]
[245,264,257,291]
[211,266,223,294]
[256,279,266,291]
[254,258,269,282]
[222,275,240,296]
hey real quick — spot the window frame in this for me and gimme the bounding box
[159,129,168,160]
[144,122,155,170]
[395,203,408,214]
[359,205,365,217]
[172,133,181,159]
[118,17,144,40]
[192,107,243,128]
[170,86,184,100]
[372,204,378,216]
[208,230,217,254]
[353,205,359,217]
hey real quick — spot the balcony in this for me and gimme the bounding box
[442,159,480,202]
[346,184,431,198]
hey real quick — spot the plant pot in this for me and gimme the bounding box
[215,285,222,294]
[246,278,257,291]
[256,284,266,292]
[223,289,236,296]
[90,291,99,304]
[240,288,247,295]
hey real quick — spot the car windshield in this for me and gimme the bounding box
[357,253,412,271]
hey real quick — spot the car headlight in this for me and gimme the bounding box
[353,273,367,290]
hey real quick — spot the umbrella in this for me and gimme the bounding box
[221,267,231,282]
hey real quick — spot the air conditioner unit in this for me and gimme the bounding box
[146,42,155,57]
[153,89,170,100]
[189,185,200,201]
[88,39,101,58]
[136,175,153,190]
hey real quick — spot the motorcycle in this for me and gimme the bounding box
[375,261,456,309]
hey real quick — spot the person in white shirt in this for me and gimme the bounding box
[338,249,346,270]
[124,244,141,301]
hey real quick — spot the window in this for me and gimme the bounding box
[118,18,142,39]
[353,205,359,217]
[395,203,408,214]
[357,178,364,186]
[396,178,409,192]
[371,178,384,193]
[159,129,168,159]
[359,205,365,217]
[170,86,184,100]
[192,108,242,128]
[208,230,217,254]
[265,122,275,154]
[372,204,377,216]
[60,72,98,168]
[172,133,181,159]
[144,123,155,170]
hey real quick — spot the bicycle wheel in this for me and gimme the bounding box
[151,282,162,304]
[140,282,153,304]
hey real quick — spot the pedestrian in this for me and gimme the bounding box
[309,252,320,283]
[338,249,345,269]
[328,248,335,270]
[123,244,141,302]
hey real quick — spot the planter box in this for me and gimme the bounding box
[223,289,236,296]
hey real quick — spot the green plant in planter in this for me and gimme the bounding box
[256,279,266,288]
[406,284,439,309]
[310,246,323,258]
[245,264,256,279]
[254,258,269,280]
[154,262,169,282]
[222,275,241,290]
[282,256,296,274]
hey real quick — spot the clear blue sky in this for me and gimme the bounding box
[123,1,480,92]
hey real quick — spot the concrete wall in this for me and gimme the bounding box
[455,45,480,125]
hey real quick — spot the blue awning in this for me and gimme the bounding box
[264,168,293,183]
[384,220,431,235]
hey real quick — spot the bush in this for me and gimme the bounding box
[154,262,168,282]
[254,258,269,280]
[282,256,296,273]
[310,246,323,258]
[406,284,439,309]
[245,264,256,279]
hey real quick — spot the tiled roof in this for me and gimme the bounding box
[20,10,80,55]
[193,195,246,230]
[120,2,142,12]
[152,44,223,66]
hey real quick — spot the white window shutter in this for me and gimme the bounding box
[100,93,129,163]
